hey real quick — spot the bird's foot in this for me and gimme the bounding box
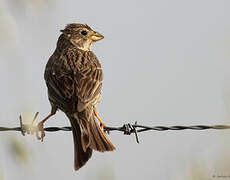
[33,111,56,142]
[36,121,45,142]
[94,110,110,135]
[100,122,110,135]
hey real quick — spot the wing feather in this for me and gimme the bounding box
[45,48,103,114]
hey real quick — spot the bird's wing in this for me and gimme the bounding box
[76,54,103,112]
[44,53,76,113]
[44,50,103,113]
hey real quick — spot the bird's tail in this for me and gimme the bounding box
[68,115,92,171]
[67,111,115,171]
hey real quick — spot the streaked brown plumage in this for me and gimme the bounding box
[39,23,115,170]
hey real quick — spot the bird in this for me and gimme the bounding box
[37,23,115,171]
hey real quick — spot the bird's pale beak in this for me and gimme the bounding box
[90,32,104,41]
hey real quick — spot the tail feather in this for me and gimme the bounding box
[69,117,92,171]
[88,115,115,151]
[68,112,115,171]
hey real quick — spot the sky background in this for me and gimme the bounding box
[0,0,230,179]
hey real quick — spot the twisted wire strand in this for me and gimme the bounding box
[1,113,230,143]
[1,125,230,132]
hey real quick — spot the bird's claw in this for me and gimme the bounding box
[100,122,110,135]
[36,122,45,142]
[29,112,45,142]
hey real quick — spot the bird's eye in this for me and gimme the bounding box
[81,30,88,36]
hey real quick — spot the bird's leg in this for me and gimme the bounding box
[36,108,57,141]
[93,110,109,134]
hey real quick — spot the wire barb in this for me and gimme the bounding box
[19,115,25,136]
[121,122,139,143]
[19,113,40,136]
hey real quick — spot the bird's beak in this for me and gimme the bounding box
[90,32,104,41]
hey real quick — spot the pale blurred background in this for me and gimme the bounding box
[0,0,230,179]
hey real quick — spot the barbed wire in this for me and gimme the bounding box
[0,112,230,143]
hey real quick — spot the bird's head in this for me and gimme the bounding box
[60,23,104,51]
